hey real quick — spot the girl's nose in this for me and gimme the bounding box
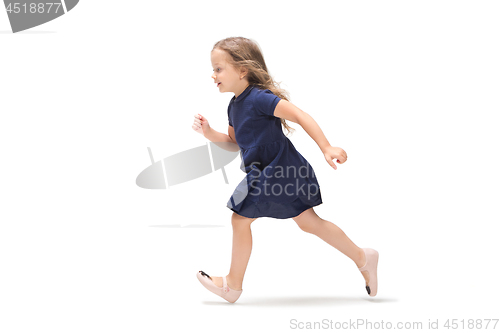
[211,73,216,80]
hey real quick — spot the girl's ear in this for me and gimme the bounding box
[240,66,249,79]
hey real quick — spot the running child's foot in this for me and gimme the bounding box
[356,249,370,285]
[356,248,379,296]
[196,271,244,303]
[207,275,243,291]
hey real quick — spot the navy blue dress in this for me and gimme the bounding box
[227,85,323,219]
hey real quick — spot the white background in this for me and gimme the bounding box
[1,1,499,332]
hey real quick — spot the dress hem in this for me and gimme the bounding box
[227,198,323,220]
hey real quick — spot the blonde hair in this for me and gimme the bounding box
[213,37,295,136]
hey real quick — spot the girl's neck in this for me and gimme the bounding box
[234,82,250,99]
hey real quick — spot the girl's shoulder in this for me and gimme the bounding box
[251,85,273,94]
[249,86,278,101]
[249,86,281,116]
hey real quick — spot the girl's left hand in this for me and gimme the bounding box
[323,146,347,170]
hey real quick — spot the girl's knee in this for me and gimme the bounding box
[231,212,257,227]
[292,209,322,233]
[295,220,321,233]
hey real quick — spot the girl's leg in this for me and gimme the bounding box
[292,207,370,283]
[209,212,257,291]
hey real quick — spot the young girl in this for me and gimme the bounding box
[192,37,379,303]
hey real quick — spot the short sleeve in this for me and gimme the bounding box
[253,89,281,117]
[227,104,233,127]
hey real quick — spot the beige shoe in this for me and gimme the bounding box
[196,271,243,303]
[358,248,379,296]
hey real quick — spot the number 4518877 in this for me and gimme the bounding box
[444,319,498,330]
[6,3,62,14]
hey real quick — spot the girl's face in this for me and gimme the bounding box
[211,48,248,97]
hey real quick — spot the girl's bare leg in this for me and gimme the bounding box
[208,212,257,291]
[292,207,370,284]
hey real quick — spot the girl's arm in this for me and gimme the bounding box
[204,126,233,143]
[204,127,240,152]
[274,100,347,169]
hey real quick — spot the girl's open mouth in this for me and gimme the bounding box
[217,83,221,87]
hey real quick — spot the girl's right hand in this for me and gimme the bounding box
[323,145,347,170]
[192,114,210,136]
